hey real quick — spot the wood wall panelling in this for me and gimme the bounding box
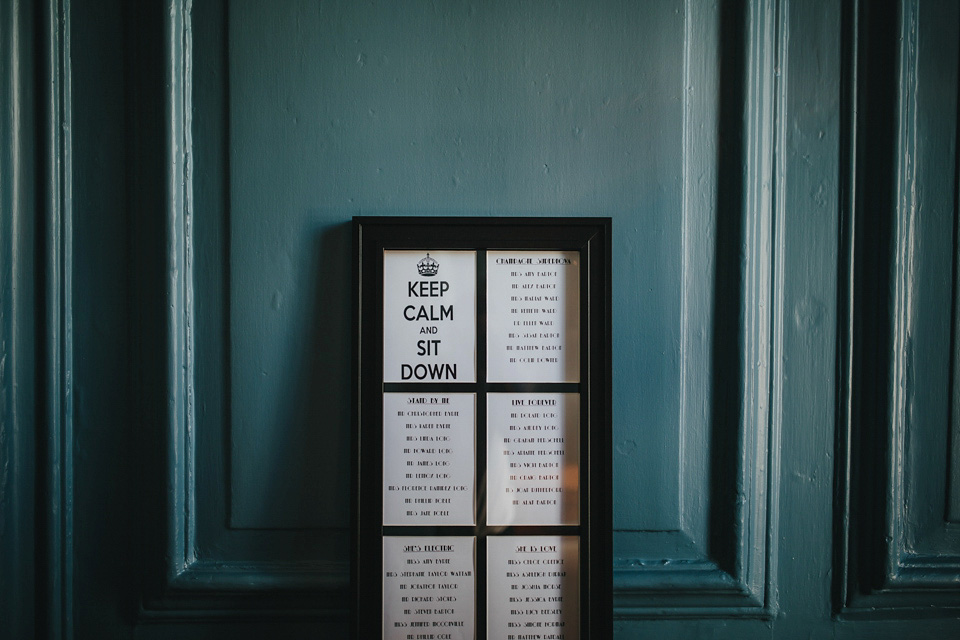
[0,0,38,638]
[150,0,715,623]
[9,0,957,636]
[839,0,960,615]
[39,0,74,636]
[613,0,780,618]
[137,0,349,621]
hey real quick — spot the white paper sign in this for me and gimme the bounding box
[384,250,476,383]
[383,393,476,526]
[487,536,579,640]
[383,536,476,640]
[486,251,579,383]
[487,393,579,526]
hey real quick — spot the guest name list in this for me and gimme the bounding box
[383,393,475,526]
[487,536,579,640]
[380,248,585,638]
[487,393,580,526]
[487,251,579,383]
[383,536,475,640]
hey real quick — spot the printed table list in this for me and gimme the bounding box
[487,536,579,640]
[383,393,475,526]
[486,250,579,383]
[487,393,579,526]
[383,536,475,640]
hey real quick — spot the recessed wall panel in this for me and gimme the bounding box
[222,0,687,537]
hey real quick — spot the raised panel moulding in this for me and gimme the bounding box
[838,0,960,616]
[612,0,780,619]
[137,0,350,619]
[948,22,960,526]
[951,186,960,524]
[38,0,75,635]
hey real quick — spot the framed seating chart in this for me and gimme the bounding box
[354,217,611,639]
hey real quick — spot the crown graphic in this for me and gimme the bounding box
[416,253,439,277]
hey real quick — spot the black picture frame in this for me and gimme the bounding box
[353,217,612,639]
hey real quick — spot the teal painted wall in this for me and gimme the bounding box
[221,0,682,536]
[2,0,959,638]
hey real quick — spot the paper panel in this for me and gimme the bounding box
[384,250,476,383]
[486,251,579,383]
[383,536,476,640]
[487,536,579,640]
[487,393,579,526]
[383,393,476,526]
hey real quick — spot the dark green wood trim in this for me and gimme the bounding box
[38,0,74,637]
[839,0,960,617]
[136,0,352,619]
[139,560,350,623]
[877,0,960,590]
[613,0,782,619]
[834,0,860,616]
[951,58,960,526]
[162,0,194,582]
[1,1,38,638]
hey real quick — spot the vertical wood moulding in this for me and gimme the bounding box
[951,74,960,522]
[1,0,38,637]
[834,0,859,614]
[139,0,349,619]
[838,0,960,615]
[40,0,74,637]
[766,0,790,618]
[182,0,197,569]
[739,0,779,607]
[612,0,782,618]
[885,0,960,588]
[838,0,898,614]
[164,0,194,579]
[945,0,960,528]
[677,0,717,543]
[886,0,920,585]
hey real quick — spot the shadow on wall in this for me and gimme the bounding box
[239,219,353,535]
[706,0,745,575]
